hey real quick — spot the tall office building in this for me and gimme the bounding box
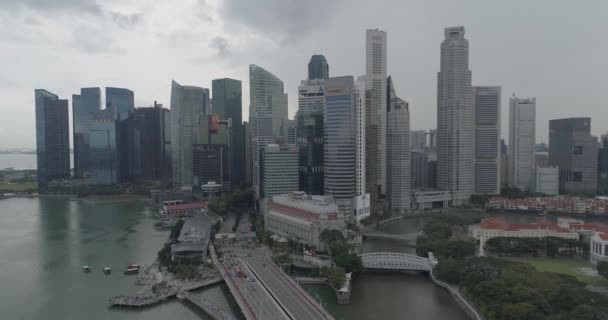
[170,80,210,186]
[286,120,297,145]
[324,76,356,215]
[365,29,387,195]
[598,133,608,195]
[508,96,536,190]
[105,87,134,120]
[549,118,598,195]
[308,55,329,80]
[249,64,288,144]
[353,79,370,223]
[473,86,501,194]
[500,139,508,188]
[261,144,299,198]
[252,106,274,199]
[212,78,244,185]
[411,151,428,189]
[437,26,474,205]
[72,87,101,178]
[34,90,70,188]
[362,80,379,209]
[296,79,325,195]
[89,106,118,185]
[411,130,427,151]
[387,88,411,214]
[243,121,252,185]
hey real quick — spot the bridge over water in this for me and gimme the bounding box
[362,231,419,243]
[360,252,432,272]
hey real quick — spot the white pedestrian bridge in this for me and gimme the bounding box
[360,252,432,272]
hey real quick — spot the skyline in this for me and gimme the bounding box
[2,0,608,148]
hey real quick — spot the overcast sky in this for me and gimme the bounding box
[1,0,607,149]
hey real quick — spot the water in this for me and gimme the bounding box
[0,197,240,320]
[0,153,37,170]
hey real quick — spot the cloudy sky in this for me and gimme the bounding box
[1,0,607,149]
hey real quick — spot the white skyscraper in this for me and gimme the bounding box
[365,29,387,195]
[473,86,501,194]
[353,79,371,223]
[508,96,536,190]
[437,26,474,205]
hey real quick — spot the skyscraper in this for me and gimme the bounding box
[410,130,427,151]
[249,64,288,144]
[353,78,370,223]
[261,144,299,198]
[243,121,252,185]
[324,76,356,215]
[437,26,474,205]
[473,86,501,194]
[251,106,274,199]
[105,87,134,120]
[366,29,387,195]
[549,118,598,195]
[89,106,118,185]
[170,80,210,186]
[35,89,70,188]
[296,79,325,195]
[387,87,411,214]
[508,96,536,190]
[212,78,244,185]
[308,55,329,80]
[72,87,101,178]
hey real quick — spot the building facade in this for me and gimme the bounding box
[252,106,273,199]
[192,144,230,192]
[473,86,501,194]
[533,167,559,196]
[437,26,474,205]
[508,96,536,190]
[324,76,356,215]
[308,55,329,80]
[263,192,346,250]
[296,79,325,195]
[411,151,429,189]
[366,29,387,196]
[105,87,134,121]
[549,118,598,196]
[249,64,288,144]
[72,87,101,178]
[261,144,299,199]
[387,94,411,214]
[170,80,209,186]
[212,78,244,186]
[35,89,70,188]
[89,106,118,184]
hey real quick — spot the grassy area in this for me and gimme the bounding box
[0,181,37,192]
[503,256,608,285]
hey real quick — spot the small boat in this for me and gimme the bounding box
[124,265,141,274]
[103,267,112,274]
[83,266,91,273]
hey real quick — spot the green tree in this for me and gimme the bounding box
[329,267,346,288]
[597,261,608,279]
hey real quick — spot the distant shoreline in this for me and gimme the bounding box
[0,193,151,205]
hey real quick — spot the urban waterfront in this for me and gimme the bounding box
[0,197,238,320]
[0,153,37,170]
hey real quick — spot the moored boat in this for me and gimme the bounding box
[103,267,112,274]
[83,266,91,273]
[124,264,141,274]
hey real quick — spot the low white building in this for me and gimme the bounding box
[352,194,371,224]
[411,189,451,211]
[534,167,559,195]
[263,192,347,250]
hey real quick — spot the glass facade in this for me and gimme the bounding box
[296,105,324,195]
[212,78,243,185]
[73,87,101,178]
[308,55,329,80]
[89,107,118,185]
[105,87,134,120]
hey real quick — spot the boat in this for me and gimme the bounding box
[103,267,112,274]
[83,266,91,273]
[154,219,177,229]
[124,264,141,274]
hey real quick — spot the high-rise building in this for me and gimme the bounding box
[362,79,379,209]
[308,55,329,80]
[533,167,559,196]
[437,26,474,205]
[324,76,356,215]
[354,79,367,197]
[286,119,297,145]
[35,89,70,188]
[249,64,288,144]
[296,79,325,195]
[500,139,508,188]
[252,106,274,199]
[549,118,598,195]
[473,86,501,194]
[598,135,608,195]
[387,89,410,214]
[261,144,299,198]
[366,29,387,195]
[105,87,134,120]
[89,106,118,185]
[411,151,428,189]
[410,130,427,151]
[72,87,101,178]
[193,144,230,192]
[170,80,210,186]
[243,121,252,185]
[212,78,244,185]
[508,96,536,190]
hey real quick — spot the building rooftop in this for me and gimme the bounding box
[165,202,208,211]
[479,217,573,233]
[268,192,340,221]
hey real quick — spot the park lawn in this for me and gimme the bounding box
[502,256,608,286]
[0,181,37,192]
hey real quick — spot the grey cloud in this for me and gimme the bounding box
[1,0,102,15]
[210,36,230,57]
[111,12,143,29]
[220,0,343,44]
[71,23,125,54]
